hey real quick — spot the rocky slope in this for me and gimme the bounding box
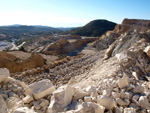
[1,19,150,113]
[93,18,150,51]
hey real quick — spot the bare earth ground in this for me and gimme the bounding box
[8,51,32,60]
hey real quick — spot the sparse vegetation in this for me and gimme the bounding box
[19,46,25,52]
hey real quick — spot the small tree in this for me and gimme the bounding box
[19,46,25,52]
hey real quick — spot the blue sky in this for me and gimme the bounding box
[0,0,150,27]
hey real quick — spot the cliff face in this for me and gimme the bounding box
[0,52,45,73]
[114,18,150,33]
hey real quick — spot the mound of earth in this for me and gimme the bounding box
[0,51,45,73]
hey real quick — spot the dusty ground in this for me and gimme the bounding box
[40,54,58,64]
[8,51,31,60]
[79,43,98,54]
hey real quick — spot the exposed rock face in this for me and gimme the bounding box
[114,18,150,33]
[93,31,119,51]
[41,37,97,55]
[0,52,45,73]
[93,19,150,55]
[103,30,150,59]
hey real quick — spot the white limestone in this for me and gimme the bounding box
[47,85,74,113]
[0,68,10,83]
[118,75,129,89]
[97,95,115,110]
[25,79,55,100]
[0,95,8,113]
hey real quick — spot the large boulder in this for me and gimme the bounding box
[0,68,10,83]
[47,85,74,113]
[0,95,8,113]
[25,79,55,100]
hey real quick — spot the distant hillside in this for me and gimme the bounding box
[62,19,117,37]
[57,27,79,31]
[0,25,62,40]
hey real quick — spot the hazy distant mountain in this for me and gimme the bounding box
[8,24,22,27]
[57,27,79,31]
[62,19,117,37]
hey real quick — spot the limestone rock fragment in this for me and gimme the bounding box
[138,96,150,110]
[0,68,10,83]
[47,85,74,113]
[124,107,136,113]
[25,79,55,100]
[13,107,36,113]
[97,95,115,110]
[133,86,144,94]
[0,95,8,113]
[118,75,128,89]
[22,95,34,104]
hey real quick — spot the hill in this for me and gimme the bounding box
[62,19,116,36]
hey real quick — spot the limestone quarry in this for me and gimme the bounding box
[1,19,150,113]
